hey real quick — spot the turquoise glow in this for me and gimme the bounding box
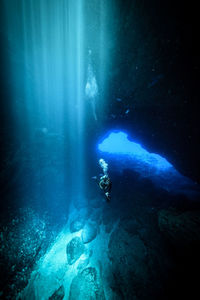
[3,0,116,203]
[98,131,172,171]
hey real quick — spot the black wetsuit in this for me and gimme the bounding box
[99,176,112,201]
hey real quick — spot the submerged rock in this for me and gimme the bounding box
[108,226,148,299]
[0,207,55,299]
[77,249,93,271]
[105,222,113,234]
[70,219,85,233]
[90,208,102,224]
[69,267,105,300]
[81,222,98,244]
[77,256,90,271]
[66,237,85,265]
[49,285,65,300]
[158,209,200,298]
[158,209,200,246]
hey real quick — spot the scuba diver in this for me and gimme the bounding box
[93,158,112,202]
[99,174,112,202]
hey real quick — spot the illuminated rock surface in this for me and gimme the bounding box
[5,195,198,300]
[69,267,105,300]
[70,219,85,233]
[49,285,65,300]
[81,222,98,244]
[77,256,90,271]
[67,237,85,265]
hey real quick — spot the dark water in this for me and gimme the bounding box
[0,0,200,299]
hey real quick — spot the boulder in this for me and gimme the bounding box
[66,237,85,265]
[90,208,102,224]
[77,256,90,271]
[49,285,65,300]
[69,267,105,299]
[77,249,93,271]
[70,219,85,233]
[81,222,98,244]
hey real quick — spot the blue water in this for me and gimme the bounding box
[0,0,200,299]
[98,131,199,196]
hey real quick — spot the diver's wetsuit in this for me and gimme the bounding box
[99,175,112,202]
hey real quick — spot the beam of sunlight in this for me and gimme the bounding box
[85,50,98,121]
[3,0,100,204]
[3,0,115,205]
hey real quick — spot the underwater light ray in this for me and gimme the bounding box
[85,50,98,121]
[3,0,96,204]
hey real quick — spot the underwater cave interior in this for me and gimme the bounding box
[0,0,200,299]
